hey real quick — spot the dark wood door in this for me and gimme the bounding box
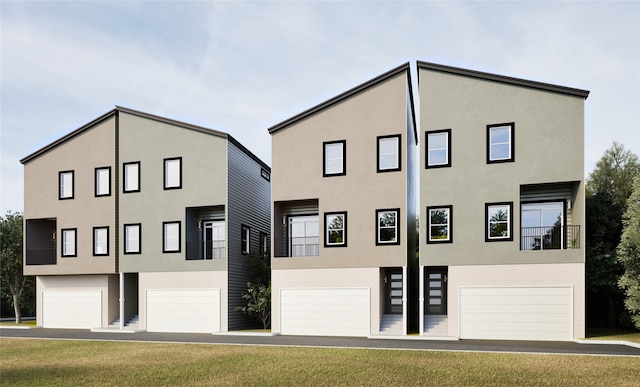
[425,268,447,315]
[385,269,403,314]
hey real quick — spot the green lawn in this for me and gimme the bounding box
[1,339,638,386]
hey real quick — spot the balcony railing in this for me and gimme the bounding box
[521,225,580,250]
[186,240,225,260]
[25,246,57,265]
[274,236,319,257]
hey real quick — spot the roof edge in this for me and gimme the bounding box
[268,62,412,134]
[115,106,229,139]
[417,61,590,99]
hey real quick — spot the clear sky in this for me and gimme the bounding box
[1,1,639,214]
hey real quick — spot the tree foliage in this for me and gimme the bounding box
[0,212,34,323]
[236,252,271,329]
[586,142,640,210]
[617,175,640,329]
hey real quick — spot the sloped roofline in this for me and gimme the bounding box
[267,62,418,139]
[20,106,270,171]
[417,61,590,99]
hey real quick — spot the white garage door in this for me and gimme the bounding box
[42,291,102,329]
[280,288,370,337]
[459,287,572,341]
[146,289,220,333]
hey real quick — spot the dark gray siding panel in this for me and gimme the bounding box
[227,142,271,330]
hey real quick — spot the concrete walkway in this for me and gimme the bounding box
[1,328,639,357]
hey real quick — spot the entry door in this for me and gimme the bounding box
[203,221,225,259]
[425,268,447,315]
[385,269,403,314]
[288,216,319,257]
[521,202,564,250]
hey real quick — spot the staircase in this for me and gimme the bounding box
[379,314,404,336]
[109,315,140,329]
[423,315,448,336]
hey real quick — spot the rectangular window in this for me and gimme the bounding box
[163,221,181,253]
[241,225,250,255]
[123,162,140,193]
[487,123,515,163]
[61,228,77,257]
[164,157,182,189]
[521,202,564,250]
[59,170,74,200]
[486,202,513,241]
[93,227,109,256]
[260,232,269,256]
[124,223,141,254]
[323,140,346,177]
[427,205,452,243]
[377,135,401,172]
[426,129,451,168]
[376,208,400,245]
[261,168,271,182]
[95,167,111,197]
[325,212,347,247]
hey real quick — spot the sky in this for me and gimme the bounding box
[1,1,639,215]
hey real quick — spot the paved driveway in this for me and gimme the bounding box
[2,328,639,357]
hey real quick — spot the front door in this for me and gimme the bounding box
[203,221,225,259]
[425,268,447,315]
[385,268,403,314]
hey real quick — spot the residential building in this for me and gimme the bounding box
[268,63,418,336]
[21,106,270,333]
[418,62,589,340]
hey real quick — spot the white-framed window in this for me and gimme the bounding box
[427,205,452,243]
[59,170,74,200]
[260,232,269,256]
[241,225,250,255]
[288,215,319,257]
[93,227,109,256]
[123,162,140,193]
[323,140,346,176]
[163,221,181,253]
[124,223,141,254]
[376,208,400,245]
[325,212,347,247]
[164,157,182,189]
[487,123,514,163]
[486,202,513,241]
[521,202,564,250]
[377,135,401,172]
[426,129,451,168]
[95,167,111,197]
[61,228,77,257]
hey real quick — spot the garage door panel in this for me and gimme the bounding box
[146,289,220,333]
[43,291,102,329]
[462,304,571,314]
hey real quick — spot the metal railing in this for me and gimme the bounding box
[521,225,580,250]
[186,240,225,260]
[274,236,319,257]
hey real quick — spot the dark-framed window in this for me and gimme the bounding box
[323,140,346,177]
[59,170,74,200]
[376,208,400,245]
[427,205,452,243]
[485,202,513,242]
[163,221,181,253]
[123,161,140,193]
[241,225,251,255]
[261,168,271,182]
[259,231,269,256]
[487,123,515,163]
[164,157,182,190]
[124,223,141,254]
[324,212,347,247]
[426,129,451,168]
[95,167,111,197]
[93,226,109,256]
[377,134,401,172]
[61,228,77,257]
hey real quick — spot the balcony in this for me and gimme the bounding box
[274,236,319,257]
[186,240,225,260]
[521,225,580,250]
[25,218,57,265]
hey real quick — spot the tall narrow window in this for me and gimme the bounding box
[260,232,269,256]
[377,135,401,172]
[427,206,452,243]
[93,227,109,256]
[376,208,400,245]
[241,225,251,255]
[426,129,451,168]
[123,162,140,193]
[95,167,111,197]
[163,221,181,253]
[323,140,346,176]
[124,224,141,254]
[59,170,74,200]
[485,202,513,241]
[61,228,77,257]
[487,123,515,163]
[164,157,182,189]
[325,212,347,247]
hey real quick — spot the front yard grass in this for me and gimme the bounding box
[1,338,639,386]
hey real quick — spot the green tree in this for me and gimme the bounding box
[586,142,640,209]
[0,212,33,323]
[236,251,271,329]
[617,175,640,329]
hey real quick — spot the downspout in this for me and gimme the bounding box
[402,265,408,336]
[119,272,124,330]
